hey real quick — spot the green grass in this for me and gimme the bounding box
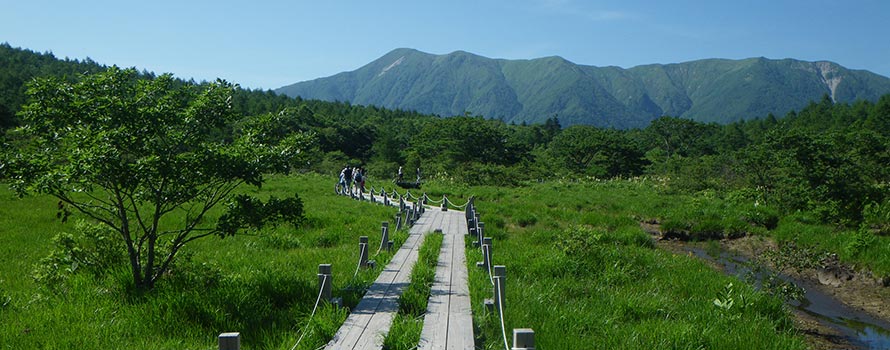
[457,179,807,349]
[0,173,406,349]
[421,177,890,276]
[2,175,887,349]
[382,231,443,350]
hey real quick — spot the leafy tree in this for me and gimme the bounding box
[863,95,890,135]
[548,125,646,177]
[7,67,314,290]
[409,116,520,171]
[645,116,718,159]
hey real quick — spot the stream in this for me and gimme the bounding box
[680,245,890,349]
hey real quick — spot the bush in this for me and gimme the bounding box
[515,214,538,228]
[863,200,890,235]
[741,205,780,230]
[453,163,521,187]
[845,227,878,258]
[32,220,125,290]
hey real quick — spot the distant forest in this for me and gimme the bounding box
[2,42,890,227]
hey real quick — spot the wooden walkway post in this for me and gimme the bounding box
[359,236,369,268]
[318,264,332,302]
[218,332,240,350]
[512,329,535,350]
[493,265,506,311]
[477,237,492,270]
[474,222,485,247]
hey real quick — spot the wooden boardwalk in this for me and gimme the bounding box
[418,210,475,350]
[324,203,475,350]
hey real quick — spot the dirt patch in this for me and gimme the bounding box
[791,309,858,350]
[723,235,890,322]
[646,223,890,349]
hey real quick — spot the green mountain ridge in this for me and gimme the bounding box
[276,48,890,127]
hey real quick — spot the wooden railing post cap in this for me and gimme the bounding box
[218,332,240,350]
[318,264,332,274]
[512,328,535,349]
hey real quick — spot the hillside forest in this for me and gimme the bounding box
[2,43,890,231]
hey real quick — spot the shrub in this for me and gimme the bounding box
[32,220,125,290]
[863,200,890,235]
[515,214,538,228]
[741,205,779,230]
[453,163,521,187]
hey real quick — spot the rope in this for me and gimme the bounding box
[353,243,366,279]
[445,197,470,210]
[486,246,495,286]
[289,274,328,350]
[425,196,445,204]
[495,277,510,350]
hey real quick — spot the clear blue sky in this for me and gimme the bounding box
[3,0,888,90]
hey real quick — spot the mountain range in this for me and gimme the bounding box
[276,48,890,128]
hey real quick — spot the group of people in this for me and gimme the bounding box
[337,166,366,195]
[396,166,421,183]
[337,165,423,195]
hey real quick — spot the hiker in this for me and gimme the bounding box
[336,167,347,194]
[416,167,421,183]
[353,167,363,196]
[344,166,354,194]
[359,167,367,193]
[397,166,403,182]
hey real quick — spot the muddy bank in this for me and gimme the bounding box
[652,231,890,349]
[722,236,890,322]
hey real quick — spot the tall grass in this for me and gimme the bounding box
[382,232,443,350]
[461,179,807,349]
[2,175,886,349]
[0,173,405,349]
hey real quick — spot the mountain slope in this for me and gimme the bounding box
[277,49,890,128]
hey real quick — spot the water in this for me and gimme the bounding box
[681,245,890,349]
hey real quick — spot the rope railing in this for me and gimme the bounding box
[445,197,471,210]
[330,179,535,349]
[289,274,328,350]
[353,243,366,280]
[486,246,495,286]
[338,182,476,214]
[496,279,510,350]
[424,194,445,204]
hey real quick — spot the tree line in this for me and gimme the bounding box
[2,44,890,243]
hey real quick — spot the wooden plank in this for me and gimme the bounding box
[445,212,474,350]
[324,208,444,349]
[326,201,475,350]
[419,211,475,350]
[325,219,429,349]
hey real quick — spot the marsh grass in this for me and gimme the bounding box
[0,173,405,349]
[462,179,807,349]
[382,232,443,350]
[2,175,887,349]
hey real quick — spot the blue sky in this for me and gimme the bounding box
[2,0,888,90]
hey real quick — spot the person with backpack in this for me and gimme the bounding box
[359,167,367,194]
[337,166,348,194]
[353,167,363,196]
[344,166,354,194]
